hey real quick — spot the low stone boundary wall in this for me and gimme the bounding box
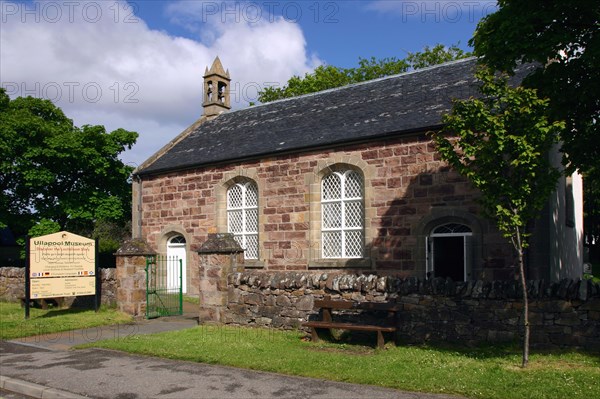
[227,272,600,350]
[0,267,117,307]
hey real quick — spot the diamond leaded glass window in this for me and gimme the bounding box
[227,182,258,259]
[321,170,364,258]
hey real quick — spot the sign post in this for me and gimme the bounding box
[95,238,100,313]
[25,238,31,319]
[25,231,97,318]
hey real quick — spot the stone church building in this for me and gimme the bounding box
[132,57,583,297]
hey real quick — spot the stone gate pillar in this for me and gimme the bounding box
[115,239,156,317]
[197,233,244,323]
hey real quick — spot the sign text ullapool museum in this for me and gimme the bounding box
[29,231,96,298]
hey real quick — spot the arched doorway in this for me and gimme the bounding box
[427,223,472,281]
[166,235,187,293]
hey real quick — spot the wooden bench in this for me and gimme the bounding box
[303,296,401,349]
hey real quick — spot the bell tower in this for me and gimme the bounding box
[203,56,231,119]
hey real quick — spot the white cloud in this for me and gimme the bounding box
[0,0,319,165]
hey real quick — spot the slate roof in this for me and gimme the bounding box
[138,58,534,176]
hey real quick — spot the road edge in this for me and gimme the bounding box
[0,375,87,399]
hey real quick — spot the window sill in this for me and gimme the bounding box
[243,260,265,269]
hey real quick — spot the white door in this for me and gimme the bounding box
[166,235,187,294]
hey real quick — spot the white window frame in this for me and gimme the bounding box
[227,181,259,260]
[321,170,364,258]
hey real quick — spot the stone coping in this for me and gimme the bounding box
[197,233,244,254]
[229,271,600,301]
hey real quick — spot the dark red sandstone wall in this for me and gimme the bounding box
[140,134,515,283]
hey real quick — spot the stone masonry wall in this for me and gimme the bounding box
[0,267,117,307]
[140,133,515,281]
[227,271,600,350]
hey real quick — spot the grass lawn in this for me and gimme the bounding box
[81,325,600,399]
[0,301,133,340]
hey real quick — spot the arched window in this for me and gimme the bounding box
[169,235,186,244]
[321,170,364,258]
[433,223,472,235]
[227,181,258,259]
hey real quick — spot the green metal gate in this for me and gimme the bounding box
[145,255,183,319]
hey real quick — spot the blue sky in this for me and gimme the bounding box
[133,1,494,67]
[0,0,496,165]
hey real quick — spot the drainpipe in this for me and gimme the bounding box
[132,172,143,239]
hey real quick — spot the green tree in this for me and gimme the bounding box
[92,219,132,266]
[470,0,599,222]
[258,44,471,103]
[15,218,61,259]
[432,67,564,368]
[0,88,137,248]
[27,219,61,238]
[405,43,470,69]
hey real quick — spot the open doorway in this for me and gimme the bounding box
[166,235,187,294]
[427,223,472,281]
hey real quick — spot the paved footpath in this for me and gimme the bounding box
[1,316,464,399]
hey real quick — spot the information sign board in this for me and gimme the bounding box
[30,277,96,298]
[28,231,96,299]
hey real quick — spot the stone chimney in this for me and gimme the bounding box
[203,56,231,119]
